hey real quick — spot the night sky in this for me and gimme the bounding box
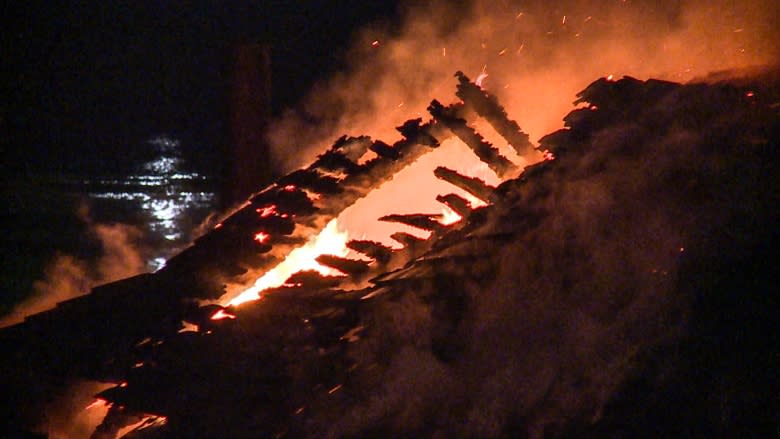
[1,1,400,175]
[0,1,401,311]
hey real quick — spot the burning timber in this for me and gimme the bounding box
[2,69,779,438]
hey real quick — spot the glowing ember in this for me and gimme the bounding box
[256,205,278,217]
[228,219,350,306]
[542,149,556,161]
[254,232,270,244]
[211,309,237,320]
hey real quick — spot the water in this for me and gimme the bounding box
[0,135,219,316]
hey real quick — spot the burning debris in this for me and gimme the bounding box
[2,69,779,438]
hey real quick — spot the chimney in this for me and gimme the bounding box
[223,42,272,207]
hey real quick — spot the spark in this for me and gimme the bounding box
[254,232,270,244]
[371,40,380,47]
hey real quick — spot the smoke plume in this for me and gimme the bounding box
[267,0,778,172]
[0,206,146,328]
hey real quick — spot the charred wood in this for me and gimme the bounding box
[276,169,342,195]
[433,166,495,202]
[428,99,518,177]
[436,193,473,218]
[390,232,427,250]
[454,71,535,156]
[315,255,371,277]
[330,135,373,161]
[379,213,446,233]
[369,140,400,159]
[347,239,393,264]
[396,118,439,147]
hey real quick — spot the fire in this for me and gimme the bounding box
[228,219,349,306]
[475,71,489,88]
[211,309,237,320]
[439,206,463,225]
[85,398,107,410]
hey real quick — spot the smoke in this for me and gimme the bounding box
[0,205,146,328]
[38,380,114,439]
[254,4,778,434]
[267,0,778,172]
[296,70,779,437]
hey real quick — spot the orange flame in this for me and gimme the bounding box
[211,309,237,320]
[228,219,350,306]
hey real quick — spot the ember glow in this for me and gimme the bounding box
[253,231,270,244]
[211,309,237,320]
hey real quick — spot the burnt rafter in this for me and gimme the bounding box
[347,239,393,264]
[436,193,473,218]
[379,213,447,233]
[428,99,518,178]
[315,255,371,277]
[433,166,495,202]
[454,71,535,156]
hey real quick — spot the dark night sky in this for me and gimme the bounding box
[1,1,400,175]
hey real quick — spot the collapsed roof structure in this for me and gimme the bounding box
[1,69,778,438]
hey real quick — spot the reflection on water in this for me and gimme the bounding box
[86,135,217,270]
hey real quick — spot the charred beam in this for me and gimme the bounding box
[390,232,427,249]
[433,166,495,202]
[436,193,473,218]
[330,135,373,161]
[347,240,393,264]
[396,118,439,147]
[370,140,400,160]
[379,213,446,233]
[315,255,371,277]
[428,99,517,177]
[454,71,535,156]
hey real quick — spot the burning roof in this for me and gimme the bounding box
[1,69,779,438]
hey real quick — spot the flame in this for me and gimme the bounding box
[228,219,349,306]
[85,398,107,410]
[211,309,237,320]
[475,72,489,87]
[439,206,463,225]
